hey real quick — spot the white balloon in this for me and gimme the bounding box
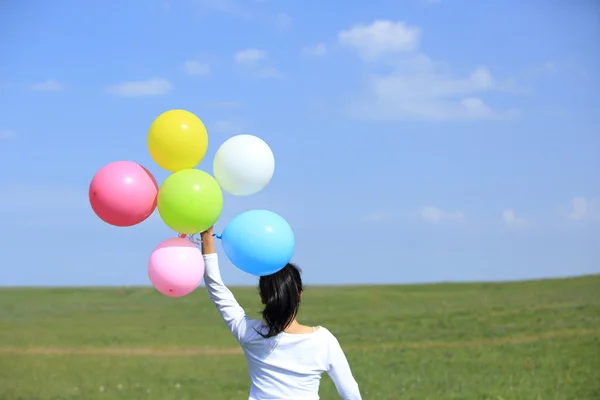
[213,134,275,196]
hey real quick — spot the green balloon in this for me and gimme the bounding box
[157,169,223,234]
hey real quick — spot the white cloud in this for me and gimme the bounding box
[256,67,284,79]
[339,20,520,121]
[523,60,584,81]
[356,63,519,120]
[0,185,103,230]
[275,12,292,29]
[203,100,242,109]
[29,79,64,92]
[234,49,283,79]
[234,48,266,63]
[338,20,421,61]
[191,0,292,30]
[568,197,587,220]
[183,60,210,76]
[502,209,528,228]
[302,43,327,57]
[0,185,87,210]
[421,206,464,223]
[0,130,16,140]
[211,120,245,134]
[196,0,253,19]
[567,196,600,221]
[106,78,172,97]
[540,61,557,73]
[364,211,393,222]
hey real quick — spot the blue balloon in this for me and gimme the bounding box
[220,210,295,276]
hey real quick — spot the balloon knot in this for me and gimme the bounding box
[213,233,222,239]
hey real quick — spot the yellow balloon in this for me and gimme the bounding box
[148,110,208,172]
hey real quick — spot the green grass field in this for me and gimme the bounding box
[0,275,599,400]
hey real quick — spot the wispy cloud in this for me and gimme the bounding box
[420,206,465,223]
[194,0,291,29]
[568,196,600,222]
[202,100,242,109]
[338,20,421,60]
[106,78,172,97]
[568,197,587,220]
[234,49,284,79]
[364,211,394,222]
[521,59,588,82]
[275,12,292,29]
[302,43,327,57]
[196,0,253,19]
[210,120,246,135]
[0,185,96,230]
[0,185,87,210]
[502,209,529,228]
[29,79,64,92]
[0,130,17,140]
[235,48,266,63]
[183,60,211,76]
[338,20,520,121]
[255,67,285,79]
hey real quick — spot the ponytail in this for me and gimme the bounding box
[258,263,303,338]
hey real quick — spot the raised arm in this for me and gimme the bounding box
[200,228,251,343]
[326,332,362,400]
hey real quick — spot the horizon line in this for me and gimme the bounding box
[0,273,597,290]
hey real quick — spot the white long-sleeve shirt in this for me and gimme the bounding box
[202,254,362,400]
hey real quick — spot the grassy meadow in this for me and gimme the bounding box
[0,275,599,400]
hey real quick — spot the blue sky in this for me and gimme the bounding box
[0,0,598,286]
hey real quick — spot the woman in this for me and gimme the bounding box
[200,227,362,400]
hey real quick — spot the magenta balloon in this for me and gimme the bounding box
[148,238,205,297]
[89,161,158,227]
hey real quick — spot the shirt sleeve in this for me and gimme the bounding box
[202,253,252,344]
[326,333,362,400]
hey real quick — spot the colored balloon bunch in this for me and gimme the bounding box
[89,109,295,297]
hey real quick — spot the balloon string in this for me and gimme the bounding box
[176,232,221,243]
[178,233,202,245]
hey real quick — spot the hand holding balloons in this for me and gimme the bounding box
[90,106,294,297]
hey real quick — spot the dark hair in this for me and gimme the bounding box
[258,263,303,338]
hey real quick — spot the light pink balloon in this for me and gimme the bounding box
[148,238,205,297]
[89,161,158,227]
